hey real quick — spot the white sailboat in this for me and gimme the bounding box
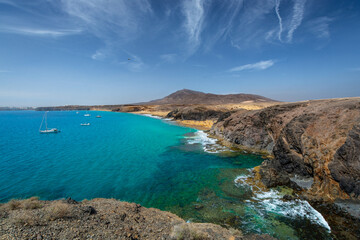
[39,111,60,133]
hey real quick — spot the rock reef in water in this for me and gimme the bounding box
[0,197,275,240]
[211,97,360,201]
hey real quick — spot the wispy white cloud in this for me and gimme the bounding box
[60,0,152,42]
[229,1,275,50]
[0,0,16,6]
[118,52,146,72]
[0,70,9,73]
[229,60,275,72]
[160,54,177,63]
[287,0,307,42]
[0,26,81,37]
[308,16,332,39]
[91,50,107,60]
[0,0,330,69]
[274,0,283,42]
[181,0,205,50]
[203,0,244,52]
[59,0,152,70]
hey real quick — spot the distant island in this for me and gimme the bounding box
[0,107,35,111]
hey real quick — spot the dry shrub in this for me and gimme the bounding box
[171,223,209,240]
[4,199,21,210]
[229,228,242,237]
[9,211,39,226]
[0,204,8,218]
[45,202,73,221]
[22,197,43,210]
[2,197,43,211]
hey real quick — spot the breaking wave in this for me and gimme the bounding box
[184,130,229,153]
[235,173,331,232]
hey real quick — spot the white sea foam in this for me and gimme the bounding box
[260,198,331,231]
[143,114,163,119]
[234,174,331,231]
[185,130,229,153]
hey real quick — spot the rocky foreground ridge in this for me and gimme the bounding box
[0,197,274,240]
[211,97,360,201]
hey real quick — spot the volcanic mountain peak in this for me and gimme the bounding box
[146,89,276,105]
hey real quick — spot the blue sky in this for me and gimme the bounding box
[0,0,359,106]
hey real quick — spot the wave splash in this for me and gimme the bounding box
[184,130,229,153]
[235,173,331,232]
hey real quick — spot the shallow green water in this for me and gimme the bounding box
[0,111,332,239]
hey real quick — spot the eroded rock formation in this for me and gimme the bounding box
[211,98,360,201]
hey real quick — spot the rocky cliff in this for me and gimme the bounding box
[0,197,274,240]
[166,106,228,121]
[211,98,360,201]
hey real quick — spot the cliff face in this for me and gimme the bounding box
[166,106,228,121]
[211,98,360,201]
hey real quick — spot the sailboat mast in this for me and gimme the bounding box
[45,111,48,130]
[39,112,45,132]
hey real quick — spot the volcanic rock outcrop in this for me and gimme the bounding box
[211,98,360,201]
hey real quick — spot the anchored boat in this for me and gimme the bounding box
[39,112,60,133]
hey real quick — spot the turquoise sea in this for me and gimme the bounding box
[0,111,332,239]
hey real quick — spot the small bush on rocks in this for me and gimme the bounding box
[22,197,43,210]
[45,202,73,221]
[6,199,21,210]
[171,223,209,240]
[9,211,39,226]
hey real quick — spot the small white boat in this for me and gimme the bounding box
[39,112,60,133]
[40,128,60,133]
[80,123,90,126]
[96,115,101,118]
[76,112,79,114]
[84,114,90,117]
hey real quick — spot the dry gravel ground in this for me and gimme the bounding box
[0,197,275,240]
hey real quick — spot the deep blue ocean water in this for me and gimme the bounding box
[0,111,332,239]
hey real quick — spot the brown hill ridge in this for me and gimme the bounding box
[35,89,277,113]
[144,89,277,105]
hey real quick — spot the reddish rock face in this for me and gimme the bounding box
[211,98,360,201]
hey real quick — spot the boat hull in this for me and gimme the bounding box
[40,129,60,133]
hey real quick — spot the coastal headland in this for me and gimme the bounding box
[33,89,360,239]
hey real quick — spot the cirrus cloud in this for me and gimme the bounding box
[229,60,275,72]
